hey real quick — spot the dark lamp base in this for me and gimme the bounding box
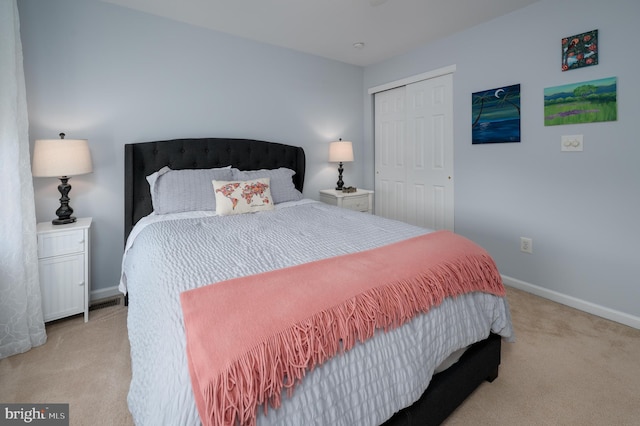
[335,161,345,191]
[52,216,77,225]
[53,176,76,225]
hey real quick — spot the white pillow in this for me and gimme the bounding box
[232,168,302,204]
[147,166,233,214]
[212,178,275,216]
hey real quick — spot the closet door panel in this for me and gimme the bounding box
[375,86,407,222]
[406,74,454,230]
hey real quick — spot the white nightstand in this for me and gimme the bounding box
[319,189,374,214]
[36,217,92,323]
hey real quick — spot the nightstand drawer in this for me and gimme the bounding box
[342,195,369,212]
[38,229,85,258]
[319,189,374,214]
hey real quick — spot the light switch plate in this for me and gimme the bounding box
[561,135,583,152]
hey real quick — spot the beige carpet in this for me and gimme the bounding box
[1,287,639,425]
[0,303,133,426]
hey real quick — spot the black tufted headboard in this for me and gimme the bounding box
[124,138,306,241]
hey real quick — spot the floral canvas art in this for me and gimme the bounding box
[562,29,598,71]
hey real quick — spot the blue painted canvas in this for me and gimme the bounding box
[472,84,521,144]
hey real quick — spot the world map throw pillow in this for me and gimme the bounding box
[212,178,275,216]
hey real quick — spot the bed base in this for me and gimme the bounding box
[384,333,501,426]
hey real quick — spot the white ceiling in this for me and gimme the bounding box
[101,0,540,66]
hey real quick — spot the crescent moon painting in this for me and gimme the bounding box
[472,84,521,144]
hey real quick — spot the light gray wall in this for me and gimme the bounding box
[19,0,364,298]
[363,0,640,322]
[19,0,640,324]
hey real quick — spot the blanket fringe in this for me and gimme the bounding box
[202,252,504,426]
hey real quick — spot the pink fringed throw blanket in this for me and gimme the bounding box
[180,230,505,426]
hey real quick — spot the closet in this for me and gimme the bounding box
[373,70,454,231]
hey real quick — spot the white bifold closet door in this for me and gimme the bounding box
[374,73,454,231]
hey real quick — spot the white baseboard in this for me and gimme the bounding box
[90,286,122,302]
[502,275,640,330]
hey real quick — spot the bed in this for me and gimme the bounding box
[122,137,513,426]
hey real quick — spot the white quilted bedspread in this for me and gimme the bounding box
[121,200,513,426]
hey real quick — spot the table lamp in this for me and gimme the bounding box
[32,133,93,225]
[328,139,354,190]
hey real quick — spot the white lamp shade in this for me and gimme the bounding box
[32,138,93,177]
[329,140,354,162]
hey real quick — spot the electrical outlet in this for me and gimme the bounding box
[520,237,533,254]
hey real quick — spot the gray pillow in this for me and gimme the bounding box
[231,167,303,204]
[147,166,233,214]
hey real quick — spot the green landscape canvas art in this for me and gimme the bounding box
[544,77,617,126]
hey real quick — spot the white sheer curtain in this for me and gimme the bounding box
[0,0,47,359]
